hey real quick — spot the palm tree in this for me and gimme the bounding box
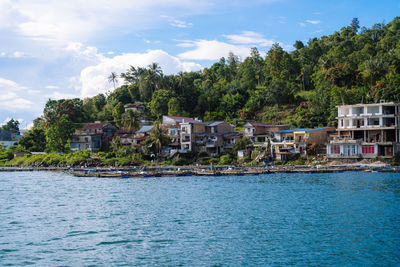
[108,72,118,89]
[121,110,140,133]
[145,123,170,157]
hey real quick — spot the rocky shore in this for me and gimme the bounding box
[1,163,399,178]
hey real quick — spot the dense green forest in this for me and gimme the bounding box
[15,17,400,153]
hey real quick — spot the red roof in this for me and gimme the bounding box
[81,123,112,130]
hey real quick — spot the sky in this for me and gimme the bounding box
[0,0,399,128]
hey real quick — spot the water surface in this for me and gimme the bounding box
[0,171,399,265]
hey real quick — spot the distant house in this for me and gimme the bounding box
[116,128,135,146]
[124,103,146,113]
[0,130,17,148]
[180,121,237,157]
[70,134,102,152]
[80,122,117,143]
[244,122,289,147]
[133,125,154,153]
[271,127,335,160]
[162,115,199,125]
[70,122,117,152]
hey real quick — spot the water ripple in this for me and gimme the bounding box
[0,171,399,266]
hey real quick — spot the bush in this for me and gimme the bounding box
[219,154,233,165]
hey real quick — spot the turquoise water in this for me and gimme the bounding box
[0,171,399,266]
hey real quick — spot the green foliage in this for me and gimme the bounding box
[45,114,75,152]
[19,128,46,152]
[219,154,233,165]
[150,89,173,119]
[1,118,19,132]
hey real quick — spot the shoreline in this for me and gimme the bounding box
[1,164,400,177]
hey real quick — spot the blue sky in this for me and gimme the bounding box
[0,0,399,128]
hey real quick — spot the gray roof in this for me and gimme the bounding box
[207,121,224,127]
[137,125,154,133]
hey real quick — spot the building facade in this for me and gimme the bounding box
[327,102,400,159]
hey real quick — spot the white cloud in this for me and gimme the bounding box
[223,31,275,47]
[299,22,306,27]
[77,49,202,97]
[306,20,321,24]
[45,85,59,89]
[0,77,33,110]
[12,51,25,58]
[27,89,40,95]
[161,15,193,28]
[178,40,252,61]
[2,0,210,45]
[45,91,79,100]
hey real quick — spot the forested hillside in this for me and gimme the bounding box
[30,17,400,151]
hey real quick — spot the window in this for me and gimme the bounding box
[362,145,375,154]
[331,145,340,154]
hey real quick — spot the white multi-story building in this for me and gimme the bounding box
[327,101,400,158]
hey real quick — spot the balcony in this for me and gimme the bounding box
[206,141,217,147]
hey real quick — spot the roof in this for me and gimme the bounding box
[247,122,270,127]
[81,123,113,130]
[206,121,224,127]
[303,127,335,132]
[136,125,154,133]
[224,132,242,138]
[0,130,12,141]
[273,127,335,133]
[163,116,197,123]
[337,102,398,108]
[273,128,306,133]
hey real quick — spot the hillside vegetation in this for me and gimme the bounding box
[21,17,400,153]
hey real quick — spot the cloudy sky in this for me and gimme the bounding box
[0,0,399,128]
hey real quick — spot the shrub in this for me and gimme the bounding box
[219,154,233,165]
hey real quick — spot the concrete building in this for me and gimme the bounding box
[327,102,400,159]
[70,134,102,152]
[243,122,289,147]
[132,125,154,153]
[271,127,335,160]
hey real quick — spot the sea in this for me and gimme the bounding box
[0,171,399,266]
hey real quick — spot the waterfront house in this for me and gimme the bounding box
[132,125,154,153]
[70,133,102,152]
[188,121,236,156]
[243,122,289,147]
[0,130,17,148]
[326,102,400,159]
[80,122,117,143]
[70,122,117,152]
[271,127,335,160]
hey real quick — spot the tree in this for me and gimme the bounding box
[145,123,170,156]
[108,72,118,89]
[351,18,360,32]
[112,102,125,126]
[110,136,124,157]
[294,40,305,50]
[150,89,173,119]
[45,114,75,152]
[1,118,19,132]
[121,110,140,132]
[18,128,46,152]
